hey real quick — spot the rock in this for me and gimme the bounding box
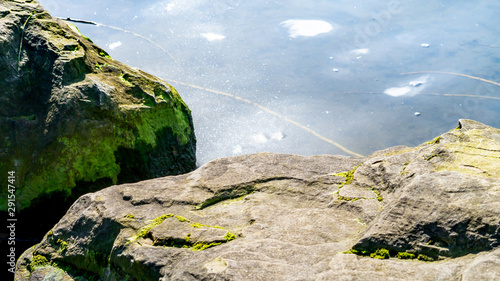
[15,120,500,280]
[0,1,195,217]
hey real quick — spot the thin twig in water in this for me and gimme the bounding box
[401,71,500,87]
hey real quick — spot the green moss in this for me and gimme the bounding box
[370,248,390,259]
[94,62,108,70]
[7,114,37,121]
[417,254,434,262]
[175,215,190,222]
[125,214,135,219]
[425,153,439,161]
[29,255,49,271]
[129,214,237,251]
[344,248,370,256]
[425,136,441,145]
[56,239,68,253]
[436,141,500,178]
[18,127,129,210]
[131,100,192,147]
[190,222,224,230]
[332,164,361,188]
[98,50,112,59]
[400,161,411,175]
[120,73,134,86]
[127,214,174,244]
[192,242,222,251]
[396,252,416,259]
[18,12,36,71]
[369,188,383,202]
[66,22,93,42]
[354,218,366,225]
[337,195,362,201]
[224,231,237,242]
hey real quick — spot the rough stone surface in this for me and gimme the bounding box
[0,0,196,212]
[15,120,500,280]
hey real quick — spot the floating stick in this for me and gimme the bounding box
[401,71,500,87]
[345,91,500,101]
[60,17,182,71]
[426,93,500,100]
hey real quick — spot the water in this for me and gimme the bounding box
[39,0,500,165]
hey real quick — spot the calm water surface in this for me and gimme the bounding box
[39,0,500,165]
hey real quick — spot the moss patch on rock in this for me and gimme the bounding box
[128,213,238,251]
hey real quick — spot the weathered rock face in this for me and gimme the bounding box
[0,0,196,213]
[15,120,500,280]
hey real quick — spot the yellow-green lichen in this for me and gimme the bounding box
[125,214,135,219]
[175,215,190,222]
[190,222,224,230]
[56,239,68,253]
[332,164,361,188]
[435,142,500,178]
[337,195,362,201]
[400,161,411,175]
[425,136,441,145]
[370,248,390,259]
[396,252,416,259]
[29,255,49,271]
[224,231,237,242]
[127,214,174,244]
[343,248,370,256]
[368,188,383,202]
[417,254,434,261]
[192,242,222,251]
[66,22,93,42]
[129,214,237,251]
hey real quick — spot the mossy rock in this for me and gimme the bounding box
[0,1,196,213]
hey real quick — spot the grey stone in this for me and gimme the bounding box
[15,119,500,280]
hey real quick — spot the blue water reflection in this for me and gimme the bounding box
[38,0,500,165]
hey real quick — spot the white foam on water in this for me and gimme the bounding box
[251,134,268,144]
[270,132,284,140]
[384,86,412,97]
[349,48,370,56]
[232,145,242,154]
[384,75,430,97]
[201,32,226,41]
[280,20,334,38]
[108,41,122,50]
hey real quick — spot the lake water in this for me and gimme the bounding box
[38,0,500,165]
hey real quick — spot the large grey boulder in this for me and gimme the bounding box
[0,1,195,211]
[15,119,500,280]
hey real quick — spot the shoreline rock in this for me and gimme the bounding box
[1,0,196,268]
[1,0,196,213]
[15,119,500,280]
